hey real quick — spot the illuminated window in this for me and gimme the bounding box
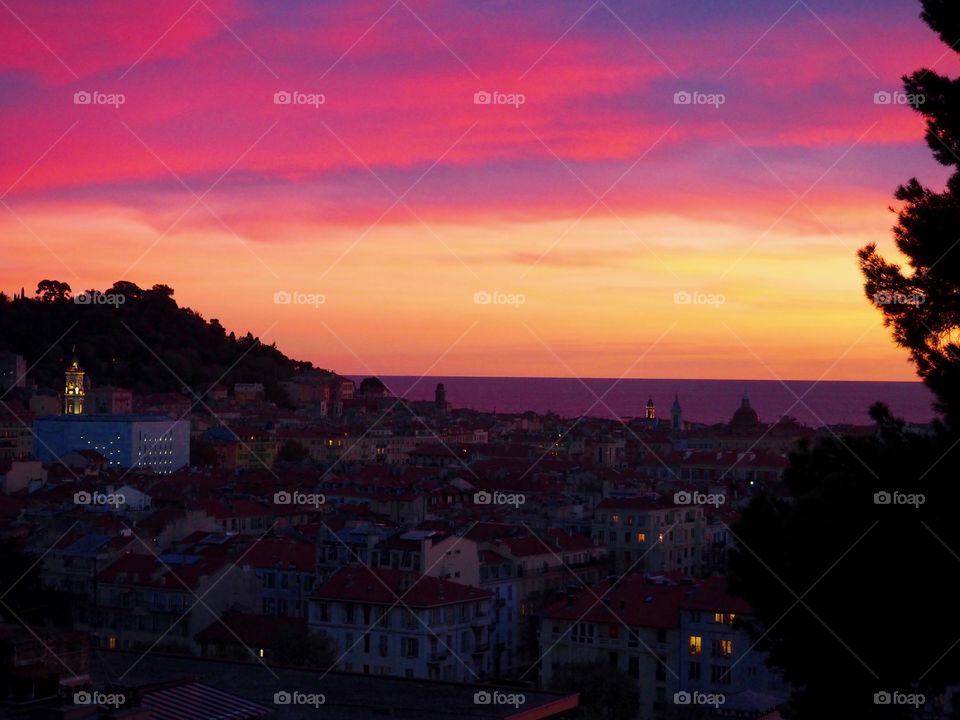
[107,636,117,650]
[689,635,702,656]
[636,532,646,543]
[714,612,736,625]
[712,638,733,658]
[611,514,620,525]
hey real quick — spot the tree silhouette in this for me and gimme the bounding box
[859,0,960,428]
[0,280,336,404]
[732,2,960,717]
[35,279,72,303]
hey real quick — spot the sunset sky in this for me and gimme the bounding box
[1,0,955,381]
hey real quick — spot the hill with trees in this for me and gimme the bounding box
[0,280,325,405]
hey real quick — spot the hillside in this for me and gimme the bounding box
[0,280,324,405]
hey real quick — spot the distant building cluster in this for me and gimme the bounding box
[0,351,860,719]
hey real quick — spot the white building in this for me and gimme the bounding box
[113,484,153,512]
[479,548,522,678]
[540,575,784,719]
[309,566,492,682]
[33,414,190,474]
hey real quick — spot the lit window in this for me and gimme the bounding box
[689,635,702,656]
[611,514,620,525]
[636,532,646,543]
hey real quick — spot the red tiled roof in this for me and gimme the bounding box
[312,566,489,607]
[678,575,752,614]
[197,499,274,520]
[542,575,684,628]
[97,551,228,591]
[543,575,752,627]
[194,613,307,647]
[241,538,314,572]
[596,496,674,511]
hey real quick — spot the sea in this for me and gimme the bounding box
[355,377,938,427]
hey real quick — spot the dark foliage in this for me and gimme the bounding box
[733,3,960,716]
[0,280,322,405]
[548,660,640,720]
[859,0,960,429]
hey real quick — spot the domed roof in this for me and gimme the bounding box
[730,391,759,427]
[358,376,389,396]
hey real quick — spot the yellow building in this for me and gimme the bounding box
[64,357,85,415]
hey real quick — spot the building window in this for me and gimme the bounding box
[611,514,620,525]
[572,622,595,644]
[689,661,701,680]
[401,638,419,658]
[714,612,736,625]
[711,665,732,684]
[636,532,646,543]
[712,638,733,658]
[689,635,702,656]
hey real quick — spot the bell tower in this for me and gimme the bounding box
[64,353,85,415]
[645,396,656,421]
[671,393,683,431]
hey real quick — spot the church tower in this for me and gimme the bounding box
[64,354,85,415]
[435,382,447,411]
[645,396,656,421]
[670,393,683,431]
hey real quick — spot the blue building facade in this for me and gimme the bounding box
[33,414,190,474]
